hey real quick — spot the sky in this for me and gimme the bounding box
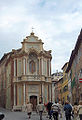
[0,0,82,73]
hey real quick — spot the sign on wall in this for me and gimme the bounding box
[79,78,82,83]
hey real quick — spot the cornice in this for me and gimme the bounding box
[11,50,28,58]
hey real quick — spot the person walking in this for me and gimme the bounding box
[37,102,44,120]
[64,100,72,120]
[26,102,33,119]
[44,102,49,118]
[78,100,82,120]
[72,102,79,120]
[57,101,63,118]
[51,102,60,120]
[46,101,53,119]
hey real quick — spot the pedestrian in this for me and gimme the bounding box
[46,101,53,119]
[51,101,60,120]
[26,102,33,119]
[58,101,63,118]
[64,100,72,120]
[44,102,49,118]
[78,100,82,120]
[37,101,44,120]
[72,102,79,120]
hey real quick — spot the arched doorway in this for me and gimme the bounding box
[30,96,37,111]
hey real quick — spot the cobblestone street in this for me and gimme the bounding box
[0,108,67,120]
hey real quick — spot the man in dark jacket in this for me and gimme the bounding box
[64,100,72,120]
[47,101,53,119]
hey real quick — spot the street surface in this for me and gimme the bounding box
[0,107,74,120]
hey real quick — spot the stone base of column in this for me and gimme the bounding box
[12,105,22,111]
[22,105,26,112]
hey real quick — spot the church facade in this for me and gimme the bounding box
[0,32,52,111]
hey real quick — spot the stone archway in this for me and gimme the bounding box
[30,95,37,111]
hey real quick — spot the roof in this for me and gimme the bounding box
[54,77,63,84]
[66,29,82,73]
[61,62,68,70]
[0,52,11,64]
[0,48,21,65]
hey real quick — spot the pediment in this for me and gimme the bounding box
[27,36,39,42]
[21,32,44,53]
[22,32,43,44]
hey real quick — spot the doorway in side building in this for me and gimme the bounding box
[30,96,37,111]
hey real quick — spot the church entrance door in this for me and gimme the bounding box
[30,96,37,111]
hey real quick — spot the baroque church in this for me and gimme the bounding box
[0,32,52,111]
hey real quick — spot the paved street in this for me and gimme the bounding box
[0,107,67,120]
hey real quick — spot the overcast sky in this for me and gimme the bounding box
[0,0,82,73]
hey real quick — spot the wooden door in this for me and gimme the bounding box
[30,96,37,111]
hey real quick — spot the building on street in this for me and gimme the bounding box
[61,62,69,104]
[51,71,63,102]
[66,29,82,104]
[0,32,52,111]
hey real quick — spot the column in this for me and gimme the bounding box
[42,83,44,103]
[39,58,40,75]
[48,84,49,101]
[52,84,54,102]
[14,84,16,106]
[40,58,42,75]
[14,59,17,76]
[50,61,51,76]
[49,59,50,76]
[23,58,26,75]
[14,60,15,77]
[23,83,26,106]
[42,58,43,75]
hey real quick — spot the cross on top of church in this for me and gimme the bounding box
[30,27,35,35]
[32,27,34,32]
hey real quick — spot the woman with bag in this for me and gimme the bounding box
[72,102,79,120]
